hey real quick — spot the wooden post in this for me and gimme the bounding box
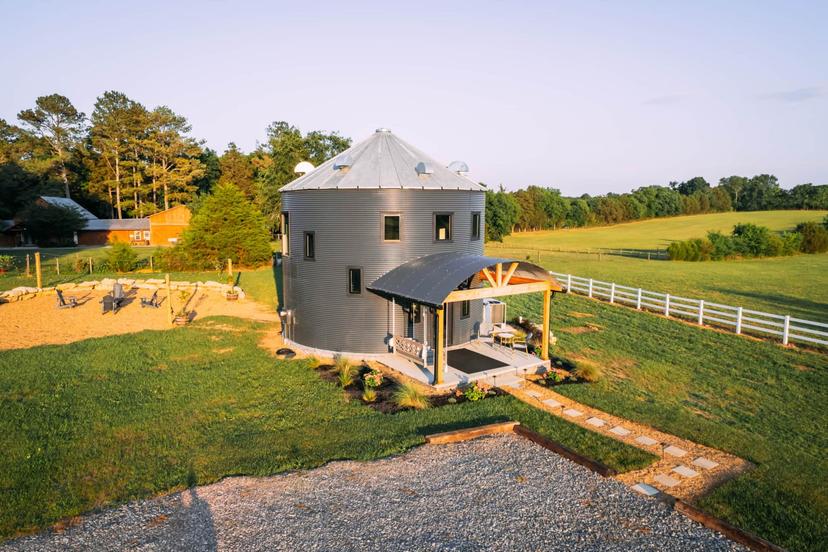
[56,257,60,276]
[735,307,743,335]
[782,315,790,346]
[435,305,445,385]
[166,273,173,325]
[25,254,30,276]
[698,300,705,325]
[88,257,93,274]
[149,256,154,271]
[495,262,502,287]
[541,288,551,360]
[34,252,42,289]
[227,258,233,277]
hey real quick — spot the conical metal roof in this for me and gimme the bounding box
[280,129,484,192]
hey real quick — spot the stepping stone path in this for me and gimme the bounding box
[635,435,659,446]
[631,483,660,497]
[563,408,583,418]
[692,457,719,470]
[525,390,541,398]
[663,445,687,457]
[672,465,699,478]
[586,417,606,428]
[609,426,631,436]
[542,398,562,408]
[653,474,680,488]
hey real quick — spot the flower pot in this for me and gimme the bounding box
[174,315,189,326]
[225,292,239,301]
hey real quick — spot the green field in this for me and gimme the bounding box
[0,316,653,541]
[488,211,828,321]
[505,292,828,552]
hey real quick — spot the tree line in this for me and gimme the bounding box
[484,176,828,241]
[0,92,350,234]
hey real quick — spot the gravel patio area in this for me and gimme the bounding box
[2,435,745,551]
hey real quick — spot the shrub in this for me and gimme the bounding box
[796,222,828,254]
[458,381,491,402]
[105,241,139,272]
[544,370,563,385]
[363,368,383,389]
[707,231,735,260]
[731,223,774,257]
[392,383,430,410]
[0,255,14,271]
[573,361,602,382]
[668,238,712,261]
[335,357,356,388]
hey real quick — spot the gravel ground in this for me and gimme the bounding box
[2,435,746,551]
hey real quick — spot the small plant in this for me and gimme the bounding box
[333,354,349,372]
[306,356,321,369]
[363,368,384,389]
[0,255,14,272]
[334,356,356,388]
[544,370,564,385]
[573,361,602,383]
[361,388,377,403]
[458,381,491,402]
[392,383,430,410]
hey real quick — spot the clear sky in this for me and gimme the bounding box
[1,0,826,195]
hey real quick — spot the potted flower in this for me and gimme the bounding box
[363,367,384,390]
[225,275,239,301]
[174,290,190,325]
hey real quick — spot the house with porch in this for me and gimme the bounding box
[279,129,561,387]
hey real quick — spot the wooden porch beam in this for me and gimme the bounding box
[501,262,519,287]
[435,305,445,385]
[444,281,551,303]
[480,267,497,288]
[495,262,503,287]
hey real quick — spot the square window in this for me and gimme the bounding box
[348,267,362,294]
[435,213,452,241]
[384,215,400,241]
[471,212,481,240]
[461,300,470,318]
[143,230,151,241]
[304,232,315,259]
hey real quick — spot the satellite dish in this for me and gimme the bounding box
[448,160,470,174]
[294,161,315,175]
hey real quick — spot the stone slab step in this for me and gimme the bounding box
[496,375,523,389]
[653,474,680,488]
[635,435,659,446]
[663,445,687,457]
[563,408,583,418]
[609,426,631,436]
[631,483,660,497]
[672,465,699,478]
[586,417,606,428]
[542,398,562,408]
[692,457,719,470]
[525,390,541,398]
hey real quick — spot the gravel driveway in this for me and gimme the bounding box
[3,434,745,551]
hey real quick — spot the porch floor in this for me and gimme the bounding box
[379,340,549,390]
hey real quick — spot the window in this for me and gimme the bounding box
[434,212,452,241]
[348,267,362,294]
[461,300,470,318]
[471,212,481,241]
[303,232,315,259]
[410,303,422,324]
[143,230,151,241]
[280,212,290,256]
[383,214,400,241]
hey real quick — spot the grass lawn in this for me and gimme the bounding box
[0,316,654,541]
[506,292,828,552]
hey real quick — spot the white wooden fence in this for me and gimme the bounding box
[550,272,828,348]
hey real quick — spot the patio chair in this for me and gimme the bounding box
[56,289,78,309]
[112,283,126,313]
[513,331,533,353]
[140,289,160,309]
[100,293,114,314]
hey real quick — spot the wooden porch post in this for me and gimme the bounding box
[541,287,551,360]
[435,305,445,385]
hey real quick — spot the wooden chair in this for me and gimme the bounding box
[140,289,160,309]
[56,289,78,309]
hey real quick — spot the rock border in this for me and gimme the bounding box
[0,278,245,303]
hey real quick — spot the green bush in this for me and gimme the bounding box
[707,231,735,260]
[0,255,14,271]
[668,237,712,261]
[796,222,828,254]
[105,241,139,272]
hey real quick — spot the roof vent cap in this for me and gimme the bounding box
[415,161,433,175]
[447,160,470,174]
[334,154,354,170]
[294,161,315,175]
[375,128,392,133]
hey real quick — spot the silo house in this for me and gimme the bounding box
[280,129,561,387]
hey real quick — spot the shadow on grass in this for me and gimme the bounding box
[709,286,828,320]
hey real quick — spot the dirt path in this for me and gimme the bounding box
[0,288,278,351]
[506,380,752,501]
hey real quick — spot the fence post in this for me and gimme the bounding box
[227,258,233,276]
[26,254,30,276]
[782,315,790,346]
[636,288,642,310]
[34,252,42,289]
[566,274,572,294]
[698,300,704,325]
[149,256,154,271]
[588,279,593,298]
[609,282,615,304]
[89,257,93,275]
[735,307,743,335]
[664,294,670,317]
[56,257,60,276]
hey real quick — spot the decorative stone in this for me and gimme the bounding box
[609,426,631,436]
[663,445,687,457]
[563,408,583,417]
[542,398,562,408]
[692,457,719,470]
[672,465,699,478]
[631,483,660,497]
[635,436,659,446]
[525,390,541,398]
[586,417,606,428]
[653,474,680,488]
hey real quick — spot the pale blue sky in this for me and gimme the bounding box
[1,0,826,195]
